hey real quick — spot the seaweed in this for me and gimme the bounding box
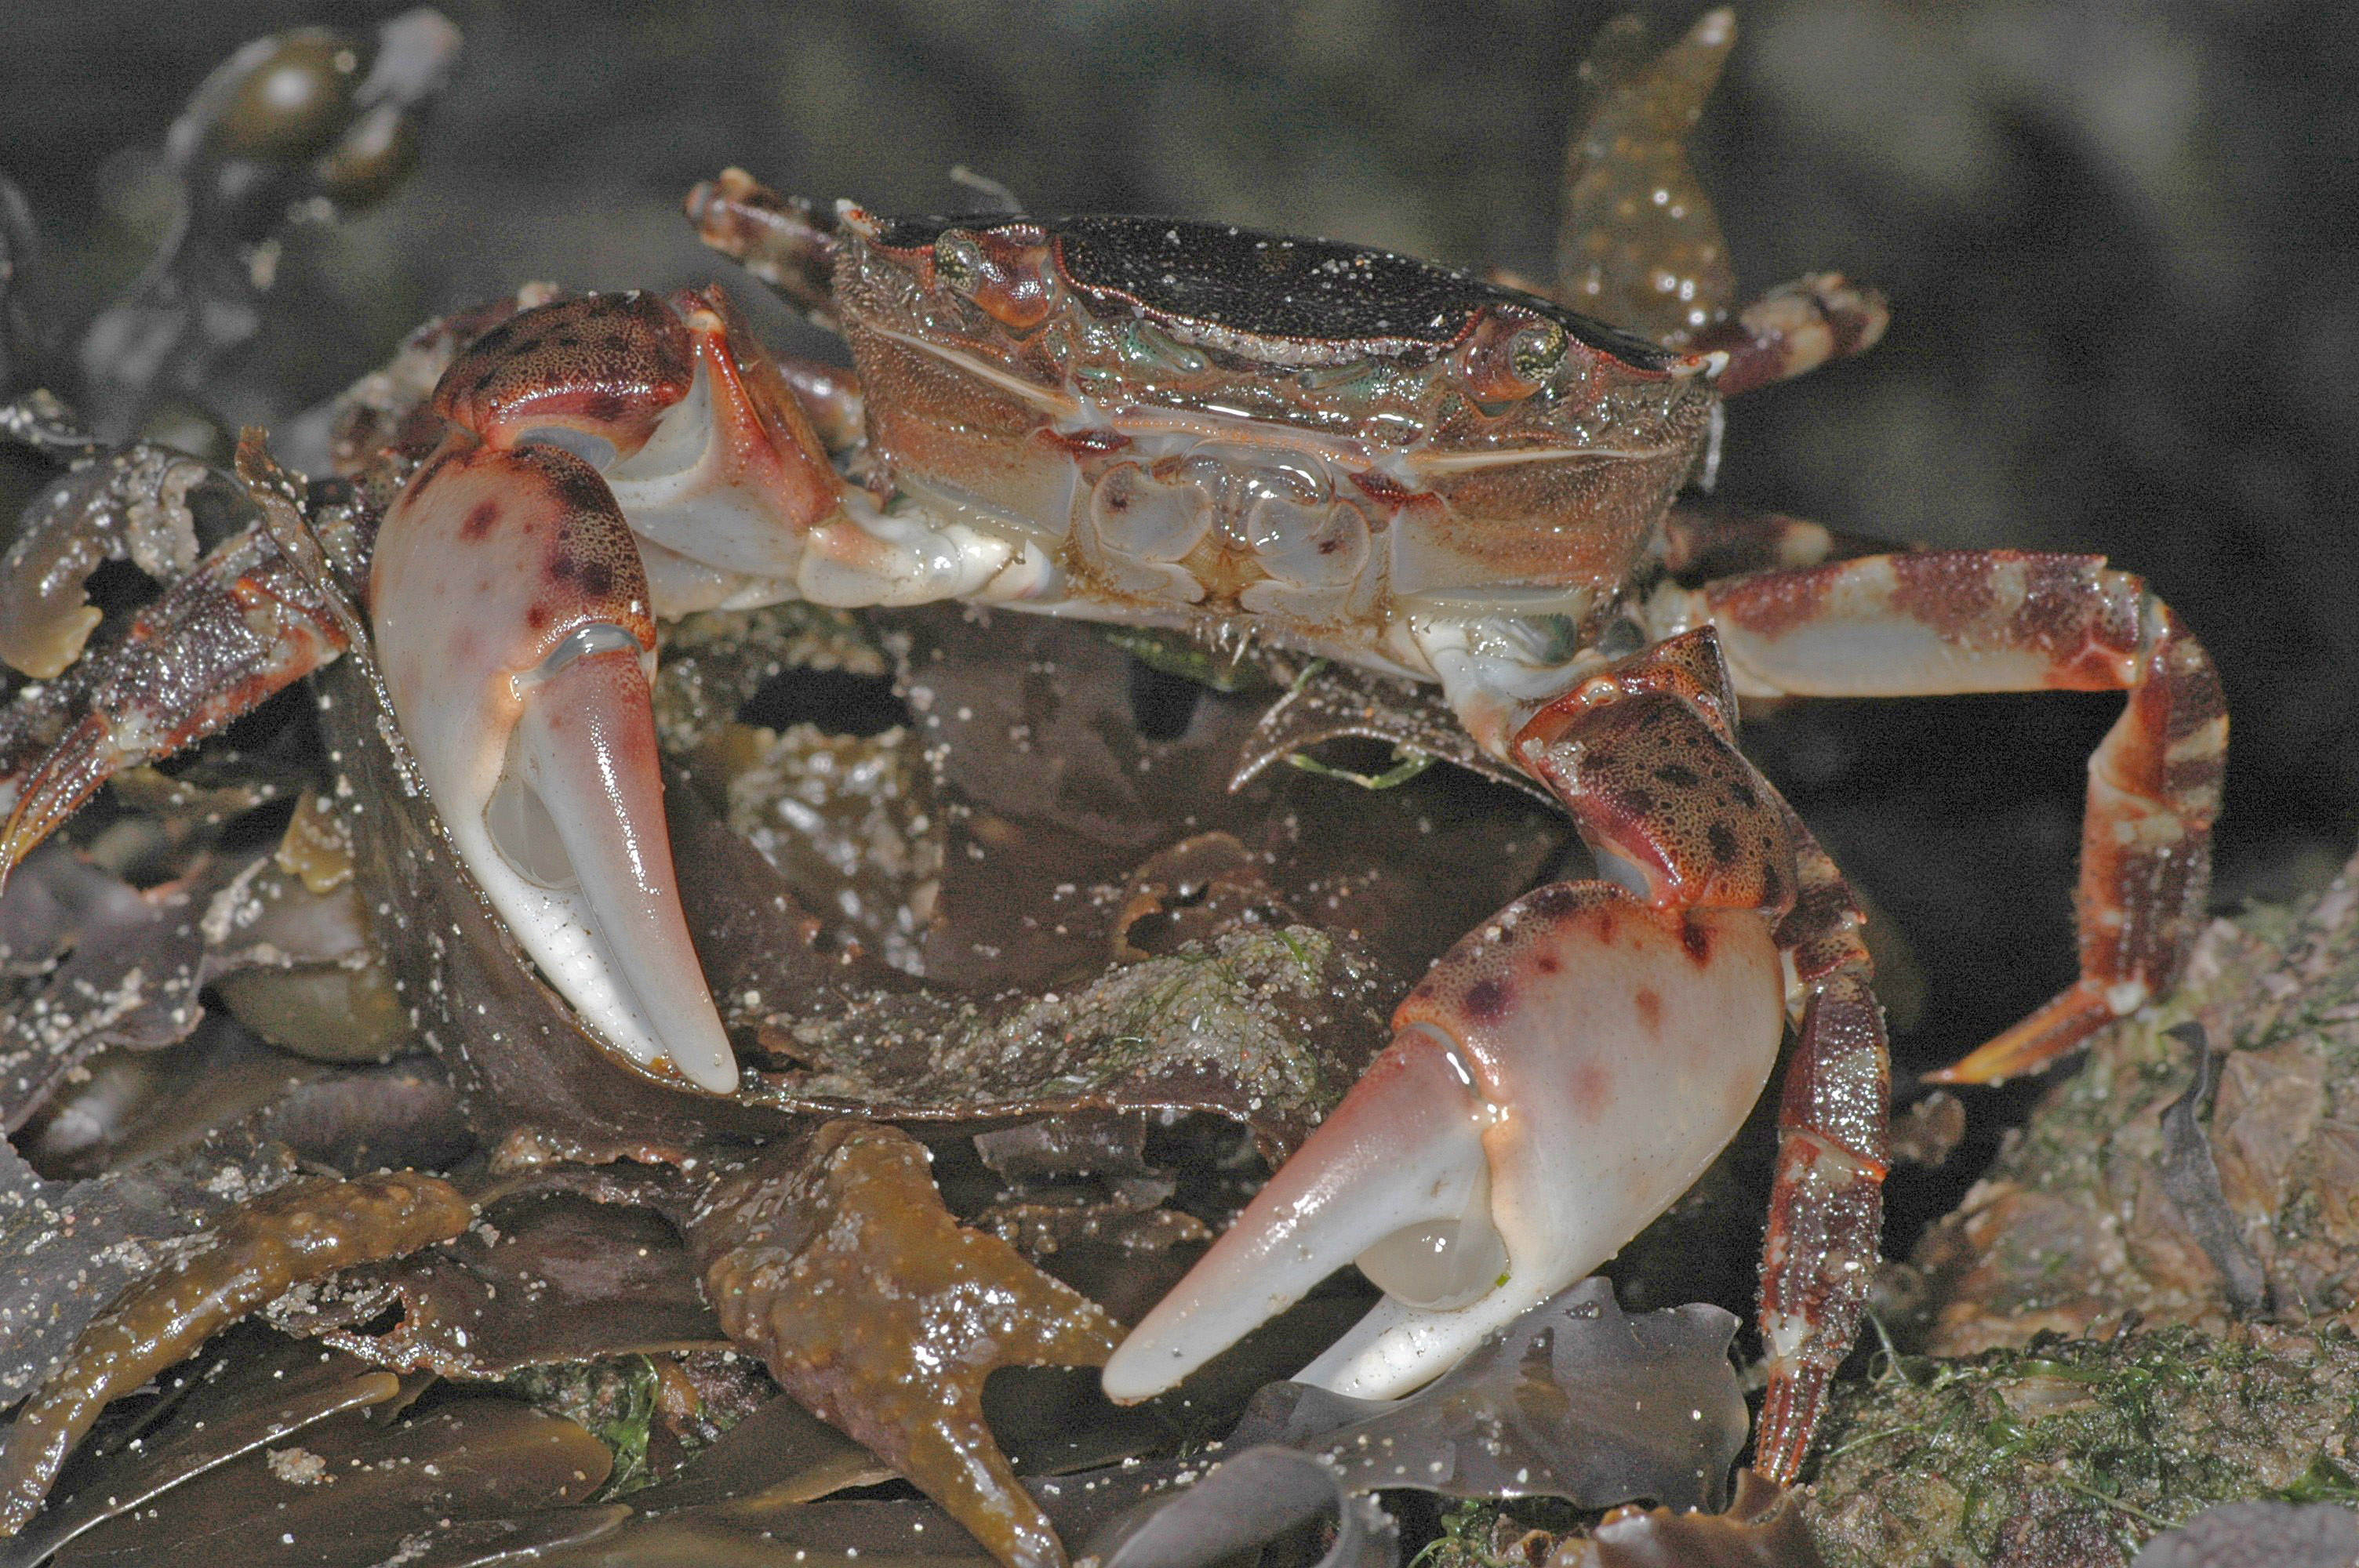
[45,1395,617,1566]
[689,1122,1124,1568]
[0,1335,399,1568]
[0,1170,471,1532]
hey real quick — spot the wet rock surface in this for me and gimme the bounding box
[1788,851,2359,1563]
[1806,1323,2359,1568]
[1915,853,2359,1352]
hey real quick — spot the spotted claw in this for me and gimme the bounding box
[422,287,865,617]
[369,433,737,1094]
[1102,882,1784,1402]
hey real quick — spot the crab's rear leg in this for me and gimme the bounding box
[1552,8,1887,392]
[1105,635,1865,1440]
[1658,550,2226,1083]
[1661,500,1899,583]
[0,515,351,884]
[1688,276,1891,400]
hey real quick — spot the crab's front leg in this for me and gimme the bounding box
[369,428,741,1091]
[428,288,1031,617]
[1105,879,1787,1403]
[1104,634,1869,1443]
[1512,630,1890,1484]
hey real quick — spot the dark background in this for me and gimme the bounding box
[3,0,2354,1083]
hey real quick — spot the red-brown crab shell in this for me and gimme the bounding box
[830,209,1721,661]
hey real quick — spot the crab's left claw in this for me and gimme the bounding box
[369,433,737,1094]
[1103,883,1783,1402]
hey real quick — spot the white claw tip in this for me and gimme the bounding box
[663,1025,740,1095]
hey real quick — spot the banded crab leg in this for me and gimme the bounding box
[1509,631,1888,1485]
[1685,276,1890,401]
[1103,633,1880,1459]
[1550,6,1887,394]
[1751,812,1885,1480]
[1659,499,1899,583]
[0,479,354,885]
[1652,550,2226,1083]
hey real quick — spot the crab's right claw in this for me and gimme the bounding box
[426,288,849,616]
[369,433,737,1094]
[1103,883,1785,1403]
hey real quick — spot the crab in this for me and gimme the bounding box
[0,10,2222,1486]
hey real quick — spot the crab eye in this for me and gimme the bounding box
[928,227,1060,331]
[1459,308,1572,405]
[1510,321,1567,383]
[933,233,984,293]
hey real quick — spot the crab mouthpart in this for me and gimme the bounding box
[1104,885,1783,1404]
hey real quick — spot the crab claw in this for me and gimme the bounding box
[369,432,737,1094]
[427,288,850,615]
[1103,883,1783,1402]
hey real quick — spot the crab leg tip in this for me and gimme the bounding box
[1925,980,2121,1087]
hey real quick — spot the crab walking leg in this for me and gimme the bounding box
[369,434,736,1093]
[1687,274,1890,400]
[0,519,350,887]
[1510,628,1889,1480]
[1659,501,1898,583]
[1751,819,1886,1483]
[1658,550,2226,1083]
[1106,630,1801,1405]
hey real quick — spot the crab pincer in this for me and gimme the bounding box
[0,477,355,887]
[1104,882,1786,1402]
[360,286,886,1094]
[1107,631,1853,1434]
[370,426,737,1094]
